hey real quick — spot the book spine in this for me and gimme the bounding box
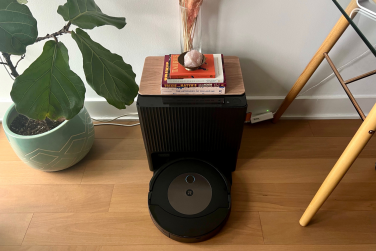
[161,86,225,95]
[167,78,223,83]
[222,54,226,84]
[162,55,170,84]
[162,83,226,87]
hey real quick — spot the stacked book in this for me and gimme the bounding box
[161,54,226,95]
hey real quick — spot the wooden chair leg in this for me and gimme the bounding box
[299,103,376,227]
[272,0,358,123]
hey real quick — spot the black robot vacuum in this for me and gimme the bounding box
[137,93,247,242]
[148,158,231,242]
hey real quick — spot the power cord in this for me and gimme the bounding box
[297,43,376,97]
[94,123,140,127]
[92,113,140,127]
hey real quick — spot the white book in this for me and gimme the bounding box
[166,54,224,84]
[161,86,225,95]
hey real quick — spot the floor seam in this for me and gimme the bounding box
[107,184,116,212]
[80,161,88,184]
[307,120,315,137]
[20,212,33,245]
[258,211,265,244]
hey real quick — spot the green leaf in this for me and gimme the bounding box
[57,0,126,30]
[11,40,86,121]
[16,0,27,4]
[0,0,37,55]
[72,28,138,109]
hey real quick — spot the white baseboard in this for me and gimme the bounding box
[83,98,139,120]
[246,95,374,120]
[0,95,374,121]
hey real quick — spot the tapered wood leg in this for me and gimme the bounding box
[299,103,376,227]
[272,0,358,123]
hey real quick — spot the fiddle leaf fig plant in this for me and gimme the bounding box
[72,28,137,109]
[57,0,126,30]
[0,0,38,55]
[0,0,138,121]
[11,41,86,120]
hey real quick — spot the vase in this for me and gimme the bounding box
[179,1,202,53]
[2,104,95,171]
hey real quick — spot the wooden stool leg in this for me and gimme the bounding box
[299,103,376,227]
[272,0,358,123]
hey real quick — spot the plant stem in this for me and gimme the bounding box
[35,22,71,43]
[14,54,25,69]
[2,52,19,78]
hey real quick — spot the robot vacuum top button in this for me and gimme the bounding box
[186,175,195,184]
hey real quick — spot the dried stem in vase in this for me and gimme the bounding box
[180,0,203,52]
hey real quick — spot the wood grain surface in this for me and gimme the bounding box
[1,119,376,249]
[0,213,33,245]
[0,161,87,185]
[22,212,263,246]
[138,56,245,96]
[260,211,376,245]
[0,185,113,213]
[2,245,376,251]
[0,127,5,140]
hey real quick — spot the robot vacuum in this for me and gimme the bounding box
[148,158,231,242]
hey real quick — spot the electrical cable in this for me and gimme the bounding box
[270,43,376,115]
[93,122,140,127]
[297,43,376,97]
[91,113,138,122]
[92,113,140,127]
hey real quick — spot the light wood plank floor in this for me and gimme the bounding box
[1,120,376,250]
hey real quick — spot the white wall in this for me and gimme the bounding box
[1,0,376,119]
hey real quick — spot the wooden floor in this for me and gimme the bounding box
[1,119,376,251]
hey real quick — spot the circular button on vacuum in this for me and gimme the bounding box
[186,189,193,196]
[186,175,195,183]
[168,173,212,215]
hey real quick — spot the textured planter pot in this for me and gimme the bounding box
[2,104,95,171]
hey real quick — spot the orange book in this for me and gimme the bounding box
[169,54,216,79]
